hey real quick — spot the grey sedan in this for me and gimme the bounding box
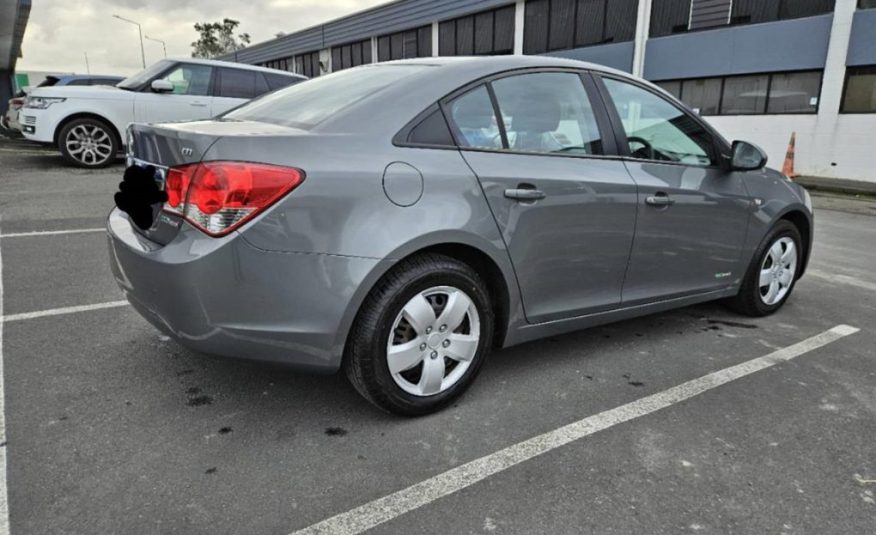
[108,56,813,415]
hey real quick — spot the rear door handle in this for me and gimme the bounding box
[645,192,674,207]
[504,187,546,201]
[190,102,208,107]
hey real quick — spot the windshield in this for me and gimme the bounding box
[117,59,175,90]
[224,65,430,129]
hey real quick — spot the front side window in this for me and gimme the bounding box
[492,72,603,155]
[157,64,213,96]
[447,86,501,149]
[603,77,714,166]
[841,66,876,113]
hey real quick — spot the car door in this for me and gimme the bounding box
[211,67,266,116]
[134,63,214,124]
[446,71,638,324]
[594,75,753,305]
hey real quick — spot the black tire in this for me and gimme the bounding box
[345,253,494,416]
[58,117,119,168]
[726,220,803,317]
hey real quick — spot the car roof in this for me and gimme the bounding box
[165,57,307,78]
[58,74,125,81]
[313,55,638,133]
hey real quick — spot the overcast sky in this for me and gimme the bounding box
[18,0,387,75]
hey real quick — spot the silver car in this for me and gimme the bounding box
[108,56,813,415]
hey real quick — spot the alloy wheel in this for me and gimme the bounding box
[65,124,113,166]
[386,286,480,397]
[758,236,797,306]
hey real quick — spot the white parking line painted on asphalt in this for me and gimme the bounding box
[290,324,860,535]
[0,228,105,239]
[0,220,11,535]
[3,301,129,323]
[808,270,876,293]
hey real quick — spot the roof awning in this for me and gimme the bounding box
[0,0,32,71]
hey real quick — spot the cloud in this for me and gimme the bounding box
[17,0,387,75]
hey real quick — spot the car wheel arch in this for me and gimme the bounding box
[54,112,123,149]
[777,209,812,278]
[335,239,517,367]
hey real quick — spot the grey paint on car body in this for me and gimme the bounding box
[110,56,813,373]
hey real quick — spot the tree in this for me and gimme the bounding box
[191,19,251,58]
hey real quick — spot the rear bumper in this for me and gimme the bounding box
[107,208,381,372]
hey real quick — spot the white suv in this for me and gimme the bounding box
[20,58,306,168]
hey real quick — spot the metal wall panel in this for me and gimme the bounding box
[645,14,833,80]
[847,8,876,67]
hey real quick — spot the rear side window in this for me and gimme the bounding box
[264,73,301,91]
[404,107,455,147]
[446,86,501,149]
[216,68,258,99]
[491,72,604,155]
[66,79,90,86]
[225,65,429,129]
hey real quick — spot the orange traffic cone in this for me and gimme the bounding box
[782,132,800,179]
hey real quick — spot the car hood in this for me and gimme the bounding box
[28,85,132,101]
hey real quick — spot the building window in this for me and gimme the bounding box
[377,25,431,61]
[730,0,834,26]
[841,66,876,113]
[524,0,639,55]
[655,80,681,99]
[682,78,723,115]
[331,39,372,72]
[439,5,515,56]
[861,0,876,8]
[767,71,822,113]
[721,74,769,115]
[286,50,320,78]
[653,70,822,115]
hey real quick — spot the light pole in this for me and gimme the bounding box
[112,14,146,68]
[145,35,167,58]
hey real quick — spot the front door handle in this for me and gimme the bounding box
[645,192,674,207]
[190,102,208,107]
[505,187,546,201]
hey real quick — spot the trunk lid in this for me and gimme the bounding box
[123,120,304,245]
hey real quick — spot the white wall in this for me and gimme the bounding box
[706,114,876,183]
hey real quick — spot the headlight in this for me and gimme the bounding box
[25,97,66,109]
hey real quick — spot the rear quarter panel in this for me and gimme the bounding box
[202,134,525,355]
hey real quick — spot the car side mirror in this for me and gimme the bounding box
[150,80,174,93]
[730,140,767,171]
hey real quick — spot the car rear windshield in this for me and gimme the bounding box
[224,65,429,129]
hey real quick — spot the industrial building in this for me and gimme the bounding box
[224,0,876,183]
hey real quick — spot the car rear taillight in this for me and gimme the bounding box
[10,98,24,109]
[163,161,304,237]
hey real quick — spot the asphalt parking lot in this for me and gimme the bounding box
[0,137,874,535]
